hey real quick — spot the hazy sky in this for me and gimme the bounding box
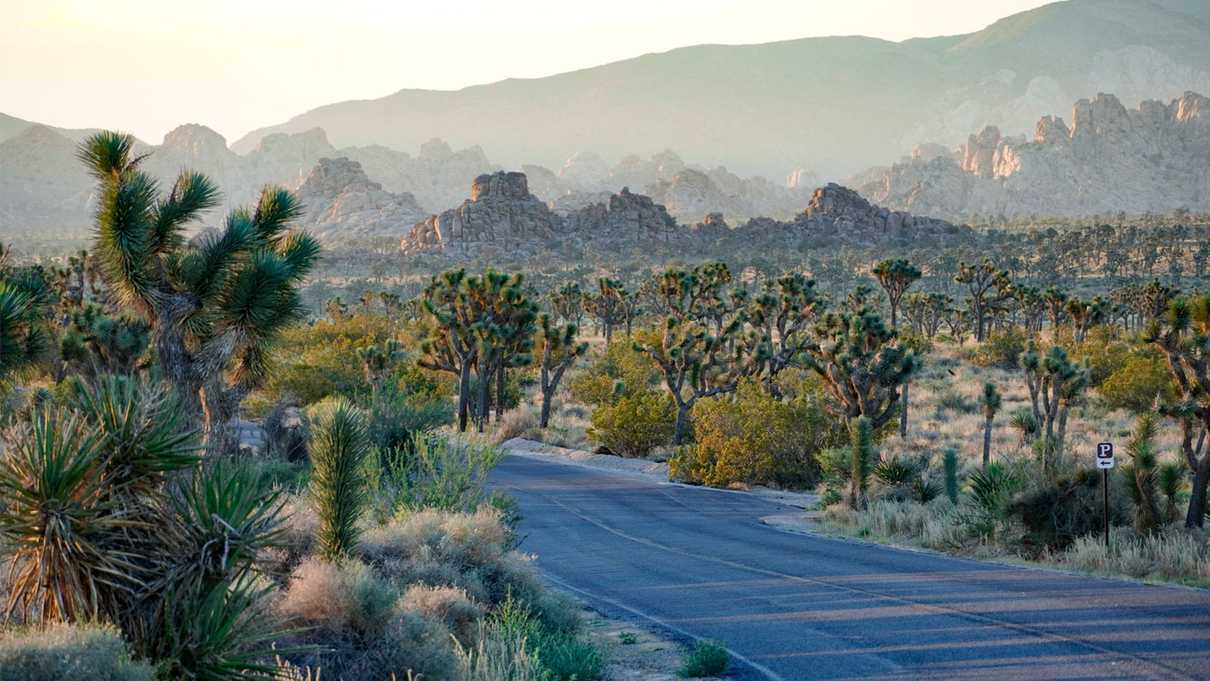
[2,0,1050,144]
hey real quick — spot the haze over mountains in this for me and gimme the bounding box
[3,0,1210,243]
[229,0,1210,178]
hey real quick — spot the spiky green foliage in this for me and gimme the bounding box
[1020,344,1089,474]
[800,305,916,432]
[872,258,921,329]
[635,262,766,443]
[0,276,51,382]
[78,131,320,453]
[548,281,586,326]
[848,417,873,509]
[158,577,295,681]
[0,408,134,623]
[1126,414,1163,533]
[537,314,589,428]
[955,259,1013,342]
[1147,292,1210,528]
[1158,461,1185,523]
[964,463,1019,540]
[309,398,372,561]
[943,448,959,504]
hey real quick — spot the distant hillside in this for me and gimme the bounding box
[232,0,1210,178]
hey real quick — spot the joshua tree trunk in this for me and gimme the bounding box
[495,361,506,420]
[457,362,472,432]
[673,400,693,445]
[982,415,993,469]
[476,364,490,433]
[898,383,909,438]
[1187,459,1210,529]
[200,379,244,456]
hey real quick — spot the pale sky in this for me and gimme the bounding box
[1,0,1050,145]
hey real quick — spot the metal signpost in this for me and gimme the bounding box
[1096,442,1114,547]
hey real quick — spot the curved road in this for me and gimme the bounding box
[490,455,1210,681]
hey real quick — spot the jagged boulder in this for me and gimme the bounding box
[297,157,427,240]
[402,171,562,255]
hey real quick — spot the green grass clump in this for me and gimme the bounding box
[680,640,729,677]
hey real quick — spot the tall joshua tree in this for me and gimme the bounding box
[536,314,588,428]
[801,305,916,434]
[955,259,1013,342]
[1147,293,1210,527]
[872,258,921,329]
[79,132,320,454]
[1020,344,1088,475]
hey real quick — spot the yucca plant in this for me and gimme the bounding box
[1126,413,1162,533]
[162,461,288,598]
[158,577,298,681]
[1159,462,1184,524]
[0,278,50,383]
[0,407,140,623]
[872,455,915,487]
[964,463,1019,540]
[308,398,372,561]
[79,131,320,454]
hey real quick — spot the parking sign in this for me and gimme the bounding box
[1096,442,1114,469]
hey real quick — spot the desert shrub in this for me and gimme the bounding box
[960,462,1020,540]
[935,389,977,415]
[308,397,373,561]
[1010,468,1129,551]
[492,404,539,444]
[971,326,1031,368]
[399,584,483,646]
[454,619,545,681]
[534,629,604,681]
[588,390,676,457]
[377,436,503,513]
[1068,327,1131,387]
[568,339,660,407]
[1098,350,1177,413]
[680,640,729,677]
[0,624,155,681]
[359,508,578,633]
[367,383,453,455]
[277,559,397,640]
[265,314,395,405]
[670,380,837,488]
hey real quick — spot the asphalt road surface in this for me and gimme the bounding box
[489,455,1210,681]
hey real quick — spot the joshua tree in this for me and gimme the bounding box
[1147,293,1210,527]
[1042,286,1068,331]
[357,338,404,398]
[979,382,1001,469]
[902,291,948,338]
[588,277,627,343]
[636,263,763,443]
[1065,296,1106,345]
[743,272,825,393]
[325,296,350,321]
[549,281,586,326]
[1021,344,1089,474]
[955,259,1013,341]
[800,305,916,434]
[536,314,588,428]
[418,270,478,432]
[872,258,921,329]
[79,132,320,454]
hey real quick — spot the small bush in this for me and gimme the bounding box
[1098,351,1177,413]
[493,405,539,444]
[1010,469,1128,552]
[277,558,397,639]
[971,326,1031,368]
[680,640,729,677]
[0,624,155,681]
[568,340,660,407]
[671,379,839,488]
[1056,529,1210,586]
[588,390,676,458]
[400,584,483,646]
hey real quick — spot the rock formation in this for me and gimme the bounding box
[295,157,427,240]
[857,91,1210,219]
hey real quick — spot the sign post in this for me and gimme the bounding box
[1096,442,1115,547]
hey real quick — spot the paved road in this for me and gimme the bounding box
[489,455,1210,681]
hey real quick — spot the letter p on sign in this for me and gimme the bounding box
[1096,442,1115,469]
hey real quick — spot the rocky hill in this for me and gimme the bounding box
[400,172,959,260]
[856,91,1210,219]
[295,157,428,241]
[232,0,1210,180]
